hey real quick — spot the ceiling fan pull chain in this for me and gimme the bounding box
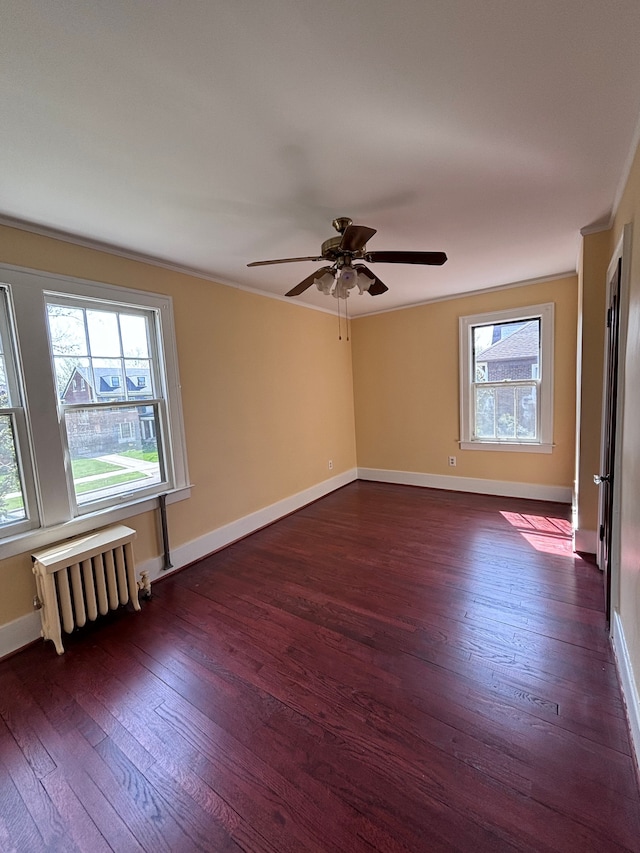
[337,294,342,341]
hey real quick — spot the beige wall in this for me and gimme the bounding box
[610,138,640,698]
[351,276,578,486]
[575,231,610,540]
[0,225,357,626]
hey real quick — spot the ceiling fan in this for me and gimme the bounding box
[247,217,447,299]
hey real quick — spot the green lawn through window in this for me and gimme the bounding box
[75,470,147,495]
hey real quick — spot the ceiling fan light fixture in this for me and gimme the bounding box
[314,270,335,295]
[330,265,357,299]
[356,270,372,294]
[340,265,358,288]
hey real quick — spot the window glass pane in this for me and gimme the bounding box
[0,415,26,525]
[65,404,164,506]
[86,310,121,358]
[93,359,125,401]
[54,356,92,402]
[47,306,87,357]
[474,383,538,441]
[475,387,495,438]
[0,358,7,402]
[496,387,517,439]
[474,319,540,383]
[516,386,537,439]
[120,314,149,358]
[125,359,153,398]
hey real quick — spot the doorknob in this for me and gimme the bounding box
[594,473,611,484]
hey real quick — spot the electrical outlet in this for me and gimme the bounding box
[448,456,457,467]
[328,459,333,470]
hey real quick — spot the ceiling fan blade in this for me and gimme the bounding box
[368,279,389,296]
[340,224,377,253]
[247,256,322,267]
[354,265,388,296]
[364,251,447,266]
[285,266,333,297]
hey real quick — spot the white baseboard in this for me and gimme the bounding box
[0,469,357,658]
[574,528,598,554]
[612,610,640,776]
[357,467,572,503]
[0,611,42,660]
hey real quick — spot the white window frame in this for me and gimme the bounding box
[459,303,554,453]
[0,264,191,558]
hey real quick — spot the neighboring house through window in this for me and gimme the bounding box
[459,303,554,453]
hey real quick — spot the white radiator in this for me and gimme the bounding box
[31,525,150,654]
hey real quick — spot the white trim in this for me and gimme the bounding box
[612,610,640,777]
[459,302,554,450]
[459,441,553,454]
[357,468,571,503]
[0,263,191,553]
[0,217,578,321]
[354,271,576,319]
[0,611,42,660]
[580,219,613,237]
[574,527,597,554]
[612,109,640,219]
[0,218,337,317]
[0,485,191,560]
[0,469,357,657]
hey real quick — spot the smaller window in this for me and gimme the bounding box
[119,421,134,441]
[459,303,554,453]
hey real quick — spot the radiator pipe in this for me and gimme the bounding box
[159,493,173,570]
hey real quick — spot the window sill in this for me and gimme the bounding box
[0,485,192,561]
[459,441,554,454]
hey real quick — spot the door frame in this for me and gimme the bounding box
[597,223,632,625]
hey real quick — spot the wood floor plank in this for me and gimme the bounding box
[1,482,639,851]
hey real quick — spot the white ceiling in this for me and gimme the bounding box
[2,1,640,316]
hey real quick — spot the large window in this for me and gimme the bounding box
[46,298,165,510]
[0,288,38,536]
[0,266,189,555]
[459,303,554,453]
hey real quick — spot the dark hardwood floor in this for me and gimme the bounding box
[1,482,639,852]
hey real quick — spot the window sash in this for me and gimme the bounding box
[471,380,540,442]
[0,287,39,536]
[0,408,39,535]
[62,401,168,511]
[45,296,173,515]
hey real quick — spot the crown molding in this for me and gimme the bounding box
[612,107,640,219]
[580,219,613,237]
[351,270,577,319]
[0,214,336,316]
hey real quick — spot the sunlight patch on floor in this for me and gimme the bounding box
[500,511,573,555]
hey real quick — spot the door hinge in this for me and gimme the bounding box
[599,524,605,541]
[607,307,612,328]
